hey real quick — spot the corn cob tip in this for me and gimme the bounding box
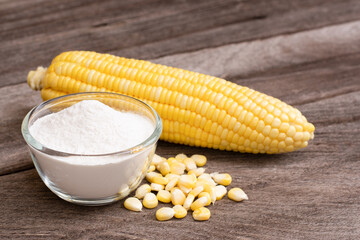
[27,66,47,90]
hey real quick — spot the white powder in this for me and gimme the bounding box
[30,100,155,155]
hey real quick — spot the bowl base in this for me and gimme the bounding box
[31,152,142,206]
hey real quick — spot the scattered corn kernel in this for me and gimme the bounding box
[151,154,164,166]
[157,161,170,176]
[188,167,206,177]
[198,192,211,206]
[151,183,164,191]
[173,205,187,219]
[228,188,248,202]
[178,174,197,189]
[143,192,158,209]
[124,197,142,212]
[135,184,151,199]
[171,188,186,206]
[156,207,175,221]
[191,196,208,211]
[133,153,249,222]
[204,185,217,204]
[167,157,178,166]
[198,173,216,186]
[178,184,192,194]
[189,186,204,197]
[215,185,227,200]
[212,173,232,186]
[196,178,216,188]
[147,165,156,173]
[170,187,181,194]
[165,177,179,191]
[169,161,186,175]
[193,207,211,221]
[183,194,195,210]
[146,172,162,182]
[165,173,180,182]
[191,154,207,167]
[157,190,171,203]
[184,158,197,171]
[175,153,188,161]
[195,182,215,204]
[151,176,169,185]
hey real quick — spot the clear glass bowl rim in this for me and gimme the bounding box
[21,92,163,157]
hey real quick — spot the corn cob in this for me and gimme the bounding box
[27,51,315,153]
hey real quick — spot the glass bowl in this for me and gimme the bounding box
[21,92,162,206]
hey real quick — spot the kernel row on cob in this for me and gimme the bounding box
[27,51,315,154]
[123,153,248,221]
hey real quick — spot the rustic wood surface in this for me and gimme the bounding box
[1,0,359,239]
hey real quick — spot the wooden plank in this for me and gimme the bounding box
[119,0,360,59]
[0,84,42,175]
[1,0,360,87]
[152,21,360,80]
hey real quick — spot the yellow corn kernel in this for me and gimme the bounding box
[149,175,169,185]
[197,174,216,186]
[169,161,186,175]
[188,167,205,177]
[193,207,211,221]
[178,184,192,195]
[157,161,170,176]
[189,186,204,197]
[205,185,216,204]
[215,185,227,200]
[151,154,164,166]
[170,187,181,194]
[135,184,151,199]
[156,207,175,221]
[165,173,181,182]
[190,196,208,211]
[173,205,187,219]
[157,190,171,203]
[178,174,197,189]
[124,197,142,212]
[147,165,156,173]
[198,173,213,182]
[191,154,207,167]
[171,188,186,205]
[151,183,164,191]
[183,158,197,171]
[175,153,188,162]
[143,192,158,209]
[165,177,179,191]
[198,192,211,206]
[167,157,178,166]
[146,172,162,182]
[212,173,232,186]
[228,188,248,202]
[183,194,195,210]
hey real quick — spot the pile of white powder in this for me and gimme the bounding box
[30,100,155,154]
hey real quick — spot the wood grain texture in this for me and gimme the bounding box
[1,0,360,87]
[0,0,359,239]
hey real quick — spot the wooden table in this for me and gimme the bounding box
[1,1,359,239]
